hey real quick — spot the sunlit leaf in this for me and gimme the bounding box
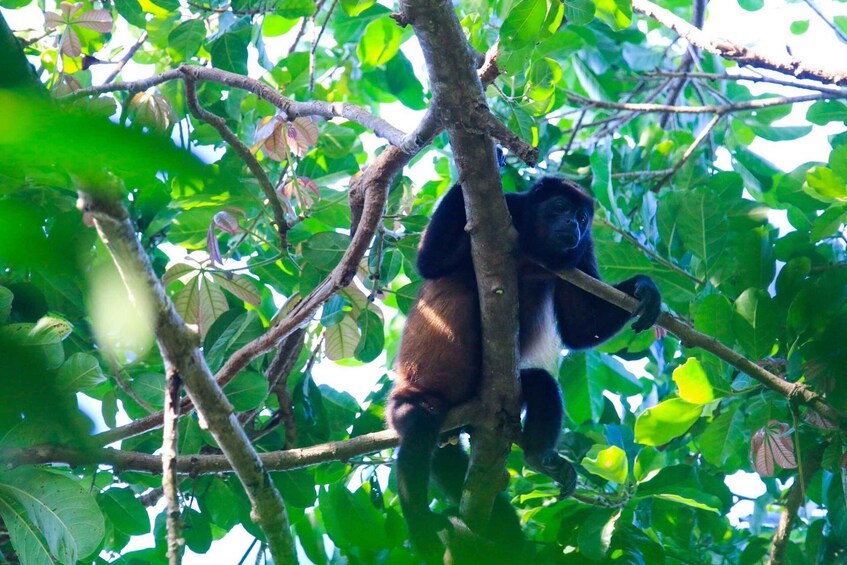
[582,445,628,484]
[635,398,702,446]
[672,358,715,405]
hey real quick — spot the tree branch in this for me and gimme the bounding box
[0,403,482,475]
[633,0,847,85]
[76,189,298,564]
[183,77,291,246]
[567,91,837,114]
[163,371,183,565]
[554,268,847,432]
[400,0,521,538]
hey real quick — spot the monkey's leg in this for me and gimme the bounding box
[389,394,451,560]
[520,368,576,496]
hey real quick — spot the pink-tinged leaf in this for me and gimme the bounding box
[750,421,797,477]
[44,11,64,30]
[61,1,82,20]
[207,223,223,266]
[287,117,318,157]
[62,28,82,57]
[74,9,113,32]
[162,263,197,287]
[262,122,288,161]
[805,410,835,430]
[280,176,320,210]
[751,427,773,476]
[767,422,797,469]
[213,210,241,235]
[128,92,176,132]
[211,273,261,306]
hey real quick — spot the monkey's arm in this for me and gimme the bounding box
[416,183,473,279]
[554,250,661,349]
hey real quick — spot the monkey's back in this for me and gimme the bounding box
[392,275,482,408]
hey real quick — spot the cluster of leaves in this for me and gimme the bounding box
[1,0,846,563]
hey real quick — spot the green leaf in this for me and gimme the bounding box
[325,315,360,361]
[354,309,384,363]
[98,488,150,536]
[747,123,812,142]
[303,232,352,270]
[738,0,764,11]
[272,469,317,508]
[130,372,165,411]
[577,508,620,560]
[634,398,702,446]
[168,20,206,60]
[582,445,628,484]
[277,0,316,18]
[594,0,632,31]
[563,0,595,26]
[356,17,403,69]
[500,0,547,49]
[805,166,847,202]
[635,465,724,512]
[732,288,777,360]
[210,33,248,75]
[0,286,11,323]
[0,468,104,565]
[182,508,211,553]
[114,0,146,29]
[672,358,714,405]
[692,294,734,348]
[395,281,422,315]
[223,371,268,411]
[806,99,847,125]
[633,447,666,482]
[341,0,376,17]
[696,401,747,468]
[56,353,106,391]
[789,20,809,34]
[676,188,728,274]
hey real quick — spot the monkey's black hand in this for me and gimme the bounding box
[629,275,661,333]
[527,450,577,497]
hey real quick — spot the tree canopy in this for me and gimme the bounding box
[1,0,846,563]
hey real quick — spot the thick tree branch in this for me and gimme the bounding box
[400,0,521,537]
[76,189,297,564]
[0,403,481,475]
[163,371,183,565]
[633,0,847,85]
[555,269,847,432]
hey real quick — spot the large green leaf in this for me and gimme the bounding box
[98,487,150,536]
[0,468,104,565]
[672,358,715,405]
[500,0,547,49]
[356,17,403,69]
[582,445,628,484]
[634,398,702,446]
[732,288,778,360]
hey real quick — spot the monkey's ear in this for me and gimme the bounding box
[496,146,506,168]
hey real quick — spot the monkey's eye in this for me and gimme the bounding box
[578,212,588,223]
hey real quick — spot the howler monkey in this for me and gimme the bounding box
[387,177,661,559]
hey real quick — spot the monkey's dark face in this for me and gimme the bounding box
[521,188,594,271]
[537,195,590,250]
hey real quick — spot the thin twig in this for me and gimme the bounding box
[802,0,847,43]
[653,112,722,190]
[309,0,339,92]
[567,91,834,114]
[595,217,705,286]
[182,77,291,247]
[103,32,148,85]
